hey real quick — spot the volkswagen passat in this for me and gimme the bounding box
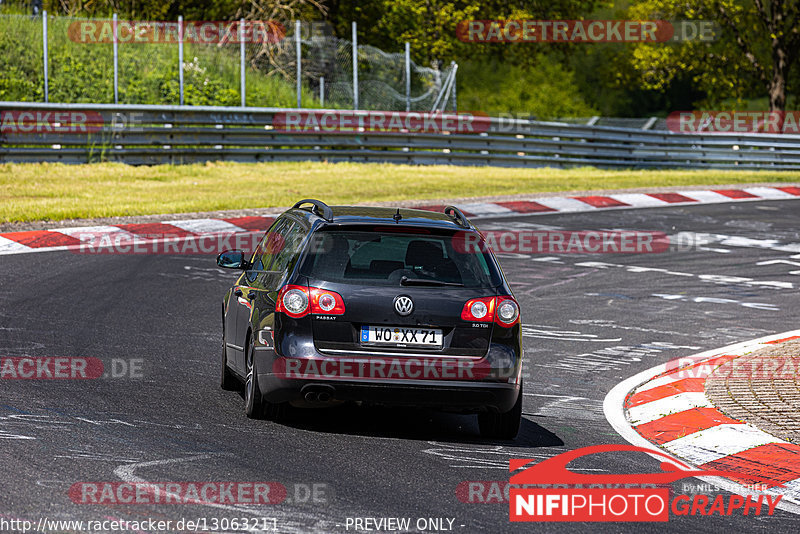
[216,199,523,439]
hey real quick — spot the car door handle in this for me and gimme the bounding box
[234,289,243,297]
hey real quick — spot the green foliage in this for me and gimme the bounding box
[377,0,480,67]
[458,56,597,118]
[626,0,799,111]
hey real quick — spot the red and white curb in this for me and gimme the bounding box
[604,330,800,515]
[1,186,799,256]
[0,216,278,256]
[417,185,800,217]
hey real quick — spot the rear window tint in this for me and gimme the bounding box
[299,228,501,288]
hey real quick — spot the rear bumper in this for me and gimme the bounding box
[258,374,520,413]
[254,346,521,413]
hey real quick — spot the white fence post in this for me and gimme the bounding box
[352,21,358,110]
[405,42,410,112]
[42,10,48,102]
[113,13,119,104]
[450,61,458,112]
[178,15,184,105]
[240,18,246,107]
[295,20,302,108]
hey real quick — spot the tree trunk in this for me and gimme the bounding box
[769,52,787,113]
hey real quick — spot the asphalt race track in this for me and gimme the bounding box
[2,198,800,533]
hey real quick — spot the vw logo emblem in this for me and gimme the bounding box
[394,295,414,316]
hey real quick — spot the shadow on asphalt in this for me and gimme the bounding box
[271,403,563,448]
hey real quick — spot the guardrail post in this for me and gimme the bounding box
[352,21,358,110]
[295,20,302,108]
[42,10,48,102]
[178,15,184,106]
[240,18,246,107]
[405,42,410,112]
[113,13,119,104]
[320,77,325,106]
[642,116,658,130]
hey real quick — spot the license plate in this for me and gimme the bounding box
[360,326,443,348]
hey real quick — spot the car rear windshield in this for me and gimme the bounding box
[299,227,502,288]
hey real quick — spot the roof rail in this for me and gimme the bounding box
[293,199,333,222]
[444,205,471,228]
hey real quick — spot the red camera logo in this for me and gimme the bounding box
[509,445,783,522]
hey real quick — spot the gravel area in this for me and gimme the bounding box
[706,338,800,443]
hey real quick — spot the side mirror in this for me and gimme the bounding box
[217,250,246,269]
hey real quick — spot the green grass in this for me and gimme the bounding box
[1,161,799,223]
[0,14,317,107]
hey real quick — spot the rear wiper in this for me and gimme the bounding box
[400,276,464,287]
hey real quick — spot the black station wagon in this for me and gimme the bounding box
[217,199,523,439]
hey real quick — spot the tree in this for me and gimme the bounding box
[628,0,800,112]
[377,0,481,68]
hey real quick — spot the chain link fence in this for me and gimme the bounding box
[0,12,456,111]
[268,24,456,111]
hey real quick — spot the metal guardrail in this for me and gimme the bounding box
[2,102,799,169]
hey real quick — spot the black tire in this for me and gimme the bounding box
[220,324,238,391]
[478,381,522,440]
[244,335,265,419]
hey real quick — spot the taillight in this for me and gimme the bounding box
[495,297,520,326]
[276,285,346,318]
[461,296,520,327]
[461,296,496,322]
[277,285,310,318]
[309,288,346,315]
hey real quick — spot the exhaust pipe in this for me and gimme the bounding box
[301,384,335,403]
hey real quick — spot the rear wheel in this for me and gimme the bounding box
[243,334,287,421]
[220,324,237,391]
[478,381,522,440]
[244,335,264,419]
